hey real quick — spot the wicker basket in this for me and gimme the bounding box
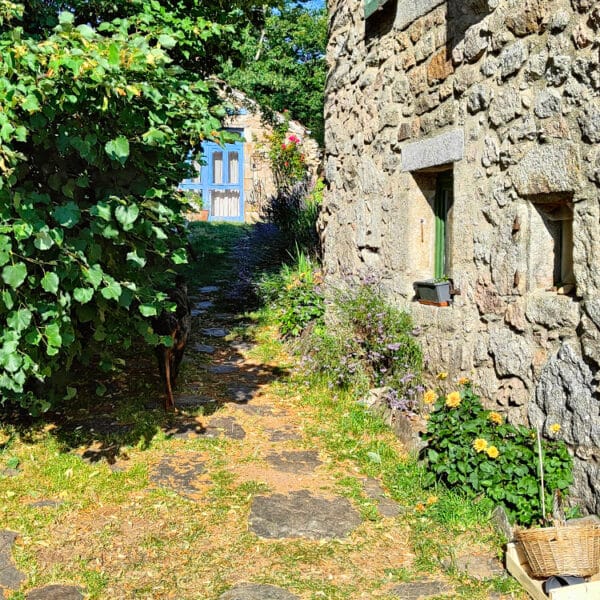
[517,522,600,578]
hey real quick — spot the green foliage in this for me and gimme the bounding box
[422,383,573,526]
[302,281,423,409]
[257,249,324,337]
[220,1,327,145]
[0,2,243,412]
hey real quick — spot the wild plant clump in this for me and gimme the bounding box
[257,250,324,338]
[301,281,423,413]
[422,381,573,526]
[261,179,323,257]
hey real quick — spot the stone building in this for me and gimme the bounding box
[322,0,600,512]
[181,88,320,223]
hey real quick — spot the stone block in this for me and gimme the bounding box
[505,0,549,36]
[511,142,582,195]
[427,46,454,84]
[468,83,493,114]
[499,40,528,79]
[488,326,533,379]
[578,101,600,143]
[395,0,445,32]
[534,90,561,119]
[401,129,464,171]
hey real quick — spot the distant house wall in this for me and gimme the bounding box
[322,0,600,513]
[183,89,321,223]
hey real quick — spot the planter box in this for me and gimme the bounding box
[506,542,600,600]
[413,280,452,305]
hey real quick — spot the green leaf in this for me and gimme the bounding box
[100,281,122,301]
[7,309,32,333]
[22,94,41,113]
[139,304,157,317]
[83,264,103,288]
[6,457,19,469]
[73,287,94,304]
[34,230,54,251]
[171,247,188,265]
[45,322,62,348]
[58,11,74,25]
[76,24,96,39]
[108,43,120,66]
[0,235,12,266]
[126,250,146,268]
[105,136,130,165]
[2,263,27,289]
[41,272,59,294]
[115,204,139,230]
[158,34,177,49]
[90,201,112,221]
[53,202,81,228]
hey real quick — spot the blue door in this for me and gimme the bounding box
[179,133,245,222]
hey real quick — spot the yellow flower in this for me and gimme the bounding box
[423,389,437,405]
[457,376,470,385]
[423,414,430,421]
[436,372,448,380]
[473,438,488,453]
[488,412,503,425]
[445,391,461,408]
[415,502,426,512]
[550,423,561,434]
[426,495,438,505]
[486,446,500,459]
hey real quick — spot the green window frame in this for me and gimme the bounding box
[434,172,453,279]
[365,0,391,19]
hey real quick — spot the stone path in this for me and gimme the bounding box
[1,225,508,598]
[140,280,459,598]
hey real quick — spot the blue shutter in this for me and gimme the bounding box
[365,0,390,19]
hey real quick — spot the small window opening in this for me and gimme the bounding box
[365,0,397,41]
[434,171,454,279]
[528,198,574,294]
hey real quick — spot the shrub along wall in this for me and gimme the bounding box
[0,4,229,412]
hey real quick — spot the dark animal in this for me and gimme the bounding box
[153,276,192,411]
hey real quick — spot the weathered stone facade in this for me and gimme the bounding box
[322,0,600,513]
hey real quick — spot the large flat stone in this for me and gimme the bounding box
[401,129,464,172]
[249,491,361,540]
[510,142,581,195]
[149,453,209,498]
[26,586,84,600]
[394,0,445,31]
[205,417,246,440]
[266,451,322,474]
[390,580,451,599]
[0,530,26,590]
[201,328,229,338]
[220,584,299,600]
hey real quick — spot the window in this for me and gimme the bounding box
[365,0,392,19]
[528,199,574,293]
[434,172,453,279]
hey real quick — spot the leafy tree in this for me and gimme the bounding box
[220,1,327,145]
[0,0,262,413]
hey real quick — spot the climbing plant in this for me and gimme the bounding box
[0,1,241,412]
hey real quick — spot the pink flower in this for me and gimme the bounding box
[288,134,300,144]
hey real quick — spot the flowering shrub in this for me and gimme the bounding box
[266,115,308,191]
[301,281,423,412]
[422,383,573,526]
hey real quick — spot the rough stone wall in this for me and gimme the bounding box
[322,0,600,513]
